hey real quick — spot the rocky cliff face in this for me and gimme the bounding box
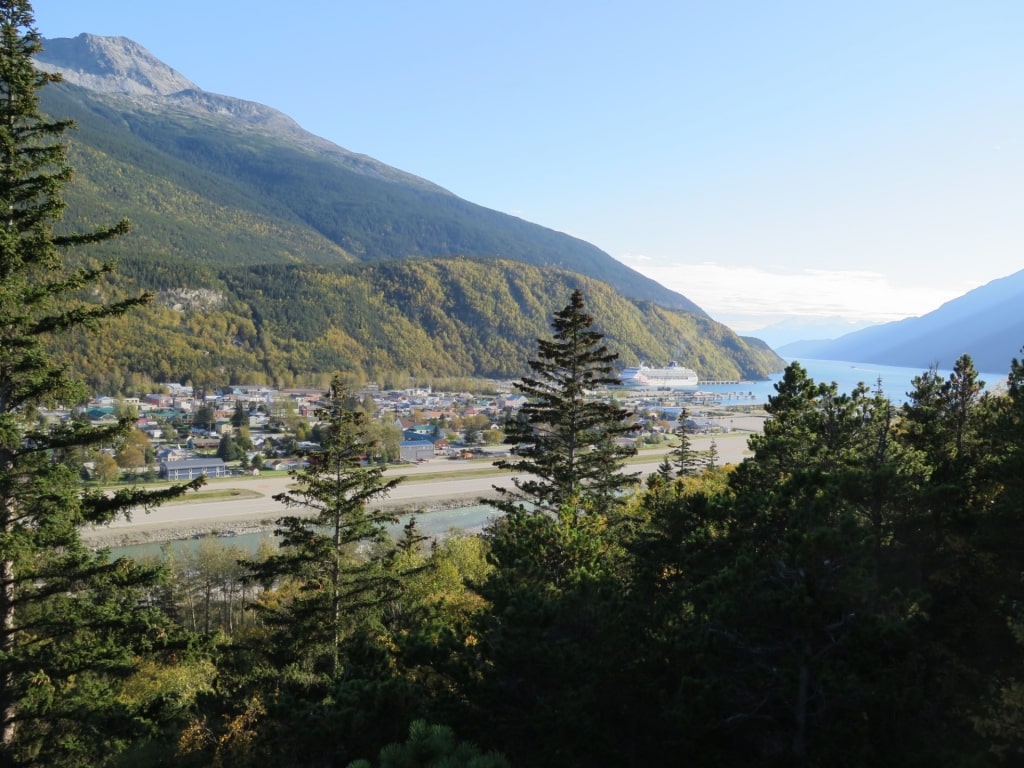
[37,32,308,130]
[36,33,197,96]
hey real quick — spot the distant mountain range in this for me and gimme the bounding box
[35,34,783,390]
[777,270,1024,374]
[749,316,878,351]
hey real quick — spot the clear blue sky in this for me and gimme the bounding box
[32,1,1024,333]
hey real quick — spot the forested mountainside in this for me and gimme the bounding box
[32,34,782,389]
[37,36,702,312]
[57,256,781,392]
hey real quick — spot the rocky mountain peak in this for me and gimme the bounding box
[35,33,198,97]
[31,33,446,191]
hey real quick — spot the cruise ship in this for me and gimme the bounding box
[619,361,699,389]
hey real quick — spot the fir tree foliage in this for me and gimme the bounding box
[347,720,510,768]
[668,407,702,477]
[0,4,201,763]
[477,291,640,765]
[706,437,719,470]
[246,375,405,676]
[493,289,638,518]
[900,354,995,541]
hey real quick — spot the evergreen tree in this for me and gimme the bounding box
[688,364,920,764]
[899,355,1016,753]
[0,4,200,763]
[654,454,673,481]
[216,377,422,766]
[993,353,1024,515]
[493,289,638,518]
[216,432,242,462]
[900,355,995,541]
[246,375,404,675]
[668,407,701,477]
[475,291,639,765]
[191,402,214,434]
[347,720,510,768]
[972,352,1024,759]
[231,399,248,430]
[705,437,719,470]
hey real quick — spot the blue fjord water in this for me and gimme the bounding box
[700,357,1006,406]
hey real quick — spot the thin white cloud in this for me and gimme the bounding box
[622,253,655,266]
[618,255,974,328]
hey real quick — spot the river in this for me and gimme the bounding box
[111,503,501,561]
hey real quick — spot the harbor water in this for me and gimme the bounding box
[695,358,1007,407]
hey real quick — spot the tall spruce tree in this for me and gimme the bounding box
[246,375,404,676]
[493,289,638,518]
[0,4,200,764]
[223,378,418,766]
[477,291,639,765]
[901,354,995,541]
[898,355,1016,752]
[668,407,702,477]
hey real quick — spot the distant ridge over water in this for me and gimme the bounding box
[778,270,1024,373]
[717,358,1009,407]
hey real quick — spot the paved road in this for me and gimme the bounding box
[85,431,755,540]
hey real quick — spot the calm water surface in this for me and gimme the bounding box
[700,358,1006,406]
[110,504,500,561]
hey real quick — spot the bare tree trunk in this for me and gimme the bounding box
[792,648,810,762]
[331,510,341,676]
[1,556,15,753]
[204,581,212,635]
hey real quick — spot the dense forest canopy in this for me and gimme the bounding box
[49,256,782,393]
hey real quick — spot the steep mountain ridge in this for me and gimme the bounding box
[36,33,197,96]
[32,33,784,388]
[782,269,1024,372]
[38,33,447,191]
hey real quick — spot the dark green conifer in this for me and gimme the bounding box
[493,289,638,518]
[247,375,404,675]
[668,407,702,477]
[0,3,200,763]
[478,291,639,765]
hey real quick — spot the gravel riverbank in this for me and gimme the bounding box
[80,490,494,548]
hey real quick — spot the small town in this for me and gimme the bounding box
[70,380,750,486]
